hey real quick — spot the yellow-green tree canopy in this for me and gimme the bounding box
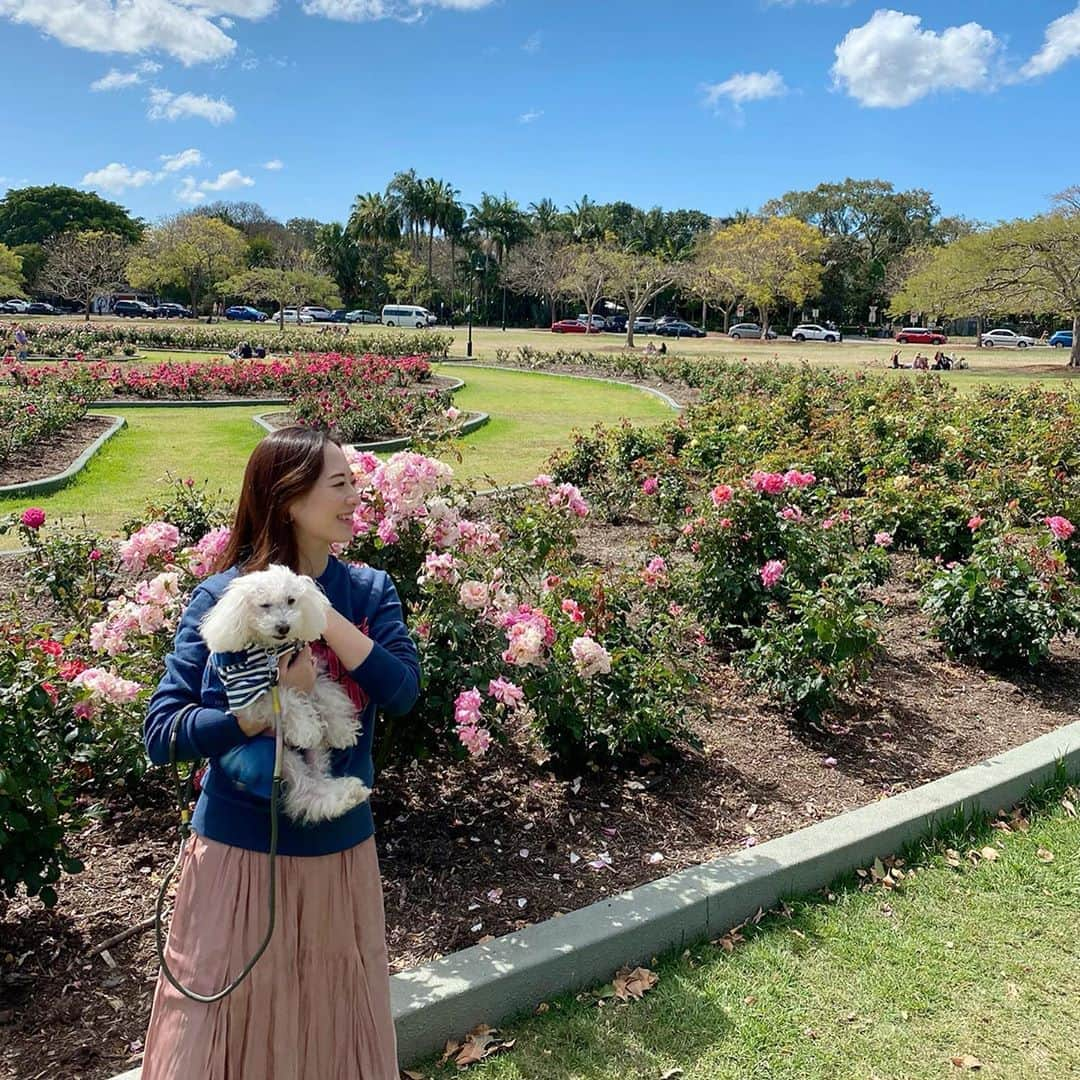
[709,216,826,332]
[891,190,1080,365]
[127,214,247,314]
[220,267,341,327]
[0,243,24,297]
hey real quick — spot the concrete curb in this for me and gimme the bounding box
[441,360,685,411]
[108,720,1080,1079]
[0,415,127,498]
[252,410,490,451]
[94,398,289,408]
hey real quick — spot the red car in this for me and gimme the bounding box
[895,327,947,345]
[551,319,601,334]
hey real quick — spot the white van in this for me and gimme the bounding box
[381,304,436,328]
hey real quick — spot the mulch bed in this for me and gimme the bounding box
[1,537,1078,1080]
[0,417,117,488]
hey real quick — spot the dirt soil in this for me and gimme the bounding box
[0,417,116,487]
[1,536,1078,1080]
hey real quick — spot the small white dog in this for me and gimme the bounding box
[199,564,370,825]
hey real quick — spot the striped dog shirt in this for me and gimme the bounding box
[211,643,301,712]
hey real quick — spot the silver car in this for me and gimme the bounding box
[980,328,1037,348]
[633,316,656,333]
[729,322,777,340]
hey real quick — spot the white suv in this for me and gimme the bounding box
[791,323,841,343]
[576,314,606,331]
[980,328,1037,349]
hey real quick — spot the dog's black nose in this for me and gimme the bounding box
[275,623,290,637]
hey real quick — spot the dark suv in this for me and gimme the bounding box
[112,300,157,318]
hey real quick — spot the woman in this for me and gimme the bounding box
[141,426,420,1079]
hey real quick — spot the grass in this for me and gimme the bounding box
[0,365,672,539]
[417,782,1080,1080]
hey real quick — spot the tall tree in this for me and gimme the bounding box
[127,213,246,317]
[598,249,681,347]
[38,231,131,320]
[501,236,575,324]
[686,230,743,331]
[0,243,24,297]
[561,244,610,331]
[708,217,826,336]
[0,185,143,247]
[220,266,341,324]
[314,222,361,306]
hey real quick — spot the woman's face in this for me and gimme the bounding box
[287,443,359,549]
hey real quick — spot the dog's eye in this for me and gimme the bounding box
[287,596,295,605]
[259,603,272,610]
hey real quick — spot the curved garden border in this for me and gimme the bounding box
[253,409,490,452]
[0,415,127,498]
[442,360,685,411]
[108,722,1080,1079]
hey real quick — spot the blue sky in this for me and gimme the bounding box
[3,0,1079,226]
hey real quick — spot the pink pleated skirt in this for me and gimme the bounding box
[141,833,398,1080]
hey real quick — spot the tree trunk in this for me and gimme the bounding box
[761,306,770,338]
[701,298,707,328]
[625,304,638,348]
[1070,311,1080,368]
[976,313,984,348]
[84,289,92,322]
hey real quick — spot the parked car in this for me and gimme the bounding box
[654,314,680,327]
[604,314,628,332]
[655,320,706,338]
[154,302,192,318]
[576,314,607,331]
[551,319,596,334]
[300,306,335,322]
[381,304,437,328]
[345,309,380,324]
[24,302,60,315]
[112,299,157,318]
[895,327,947,345]
[980,328,1037,348]
[791,323,841,342]
[327,309,348,323]
[271,308,314,324]
[728,322,777,340]
[1049,330,1074,348]
[2,298,30,313]
[633,316,656,333]
[225,305,268,322]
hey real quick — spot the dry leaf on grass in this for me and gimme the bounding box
[1036,847,1055,863]
[945,848,963,868]
[659,1069,684,1079]
[611,965,659,1002]
[979,846,1000,862]
[951,1053,983,1069]
[1061,797,1076,818]
[451,1024,515,1068]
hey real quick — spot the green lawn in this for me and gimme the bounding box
[419,785,1080,1080]
[0,365,672,539]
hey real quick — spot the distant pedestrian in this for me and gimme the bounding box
[13,323,29,362]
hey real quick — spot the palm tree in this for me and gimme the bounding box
[387,169,425,257]
[314,222,359,305]
[347,191,401,304]
[529,197,563,235]
[566,195,605,243]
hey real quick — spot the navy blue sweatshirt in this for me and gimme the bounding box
[144,557,420,856]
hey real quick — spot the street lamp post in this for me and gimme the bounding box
[467,255,484,358]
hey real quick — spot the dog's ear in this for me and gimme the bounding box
[293,578,331,642]
[200,582,256,653]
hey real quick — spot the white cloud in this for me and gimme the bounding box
[81,162,156,194]
[148,87,236,124]
[831,9,1000,108]
[522,30,541,53]
[218,15,233,27]
[91,68,143,91]
[263,158,284,170]
[702,69,788,109]
[176,177,206,203]
[518,109,543,124]
[200,169,255,191]
[300,0,493,22]
[159,147,203,172]
[0,0,275,66]
[89,58,163,91]
[1021,4,1080,79]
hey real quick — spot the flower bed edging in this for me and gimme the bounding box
[94,398,289,408]
[252,410,490,451]
[0,415,127,498]
[442,360,685,411]
[107,720,1080,1079]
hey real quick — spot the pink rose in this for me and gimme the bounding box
[760,559,785,589]
[874,531,894,548]
[1045,515,1075,542]
[641,476,659,495]
[967,515,984,532]
[709,484,734,507]
[20,507,46,530]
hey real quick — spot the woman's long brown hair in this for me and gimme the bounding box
[214,426,341,574]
